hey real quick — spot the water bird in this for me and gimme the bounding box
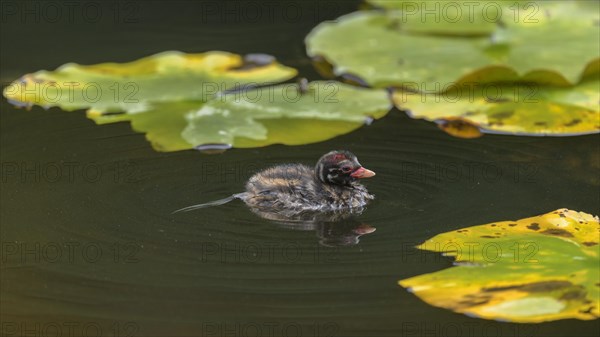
[173,150,375,215]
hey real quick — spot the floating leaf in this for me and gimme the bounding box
[399,209,600,323]
[435,118,484,138]
[365,0,501,35]
[85,81,390,151]
[2,51,297,113]
[392,79,600,137]
[181,81,391,148]
[87,101,200,152]
[306,11,487,88]
[3,52,392,152]
[306,2,599,89]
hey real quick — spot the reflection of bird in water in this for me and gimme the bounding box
[248,207,376,247]
[174,150,376,245]
[318,220,376,247]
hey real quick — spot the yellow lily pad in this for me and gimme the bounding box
[392,79,600,137]
[399,209,600,323]
[3,52,392,152]
[2,51,297,113]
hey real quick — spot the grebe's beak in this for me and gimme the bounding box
[350,167,376,178]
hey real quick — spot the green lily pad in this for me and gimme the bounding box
[2,51,297,113]
[392,79,600,137]
[87,101,201,152]
[306,2,599,89]
[3,52,391,152]
[399,209,599,323]
[365,0,502,36]
[86,81,391,151]
[181,81,391,148]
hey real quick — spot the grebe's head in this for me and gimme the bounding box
[315,150,375,186]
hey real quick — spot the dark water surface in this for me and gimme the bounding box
[1,1,599,336]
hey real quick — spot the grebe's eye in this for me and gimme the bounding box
[341,166,352,173]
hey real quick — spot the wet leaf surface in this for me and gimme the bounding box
[3,51,297,113]
[181,81,391,149]
[399,209,600,323]
[393,79,600,137]
[2,52,390,152]
[306,2,599,89]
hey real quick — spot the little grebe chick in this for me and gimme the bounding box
[173,150,375,214]
[242,150,375,213]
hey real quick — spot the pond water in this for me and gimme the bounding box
[1,1,599,336]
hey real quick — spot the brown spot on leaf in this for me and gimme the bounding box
[508,223,517,227]
[541,228,574,237]
[483,281,572,293]
[564,119,582,127]
[480,235,497,238]
[457,298,490,307]
[527,223,540,231]
[560,289,587,301]
[582,242,598,246]
[482,284,521,292]
[456,294,492,308]
[522,281,573,292]
[490,111,513,119]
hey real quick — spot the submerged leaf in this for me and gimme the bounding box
[399,209,600,323]
[393,79,600,137]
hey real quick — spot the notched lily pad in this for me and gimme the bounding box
[3,51,297,113]
[181,81,391,148]
[399,209,600,323]
[83,81,390,151]
[393,79,600,137]
[3,52,392,152]
[306,2,599,89]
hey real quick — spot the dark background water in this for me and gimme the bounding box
[1,1,599,336]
